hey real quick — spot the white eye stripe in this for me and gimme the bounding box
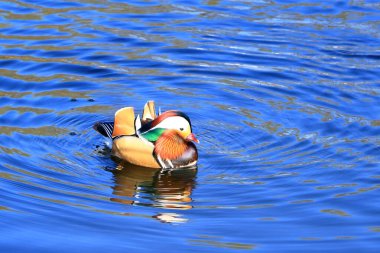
[153,116,190,131]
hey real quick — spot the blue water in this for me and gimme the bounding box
[1,0,380,252]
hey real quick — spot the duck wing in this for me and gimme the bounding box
[94,107,141,139]
[142,100,157,122]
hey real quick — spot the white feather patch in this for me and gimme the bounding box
[135,114,141,131]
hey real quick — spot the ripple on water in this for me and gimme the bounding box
[1,0,380,252]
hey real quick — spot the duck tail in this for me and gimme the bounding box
[93,121,114,138]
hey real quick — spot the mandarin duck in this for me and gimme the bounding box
[94,101,199,169]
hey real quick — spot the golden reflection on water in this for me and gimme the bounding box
[369,226,380,233]
[0,126,68,136]
[334,184,380,198]
[0,145,30,157]
[189,235,255,250]
[0,106,53,115]
[0,205,11,211]
[320,209,351,217]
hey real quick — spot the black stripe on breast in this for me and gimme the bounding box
[169,143,198,168]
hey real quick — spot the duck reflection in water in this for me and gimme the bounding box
[110,160,197,222]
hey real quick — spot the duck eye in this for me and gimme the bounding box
[180,128,184,131]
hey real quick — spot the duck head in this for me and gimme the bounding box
[138,110,199,144]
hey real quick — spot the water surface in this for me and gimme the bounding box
[1,0,380,252]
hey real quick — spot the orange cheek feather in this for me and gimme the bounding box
[154,130,188,160]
